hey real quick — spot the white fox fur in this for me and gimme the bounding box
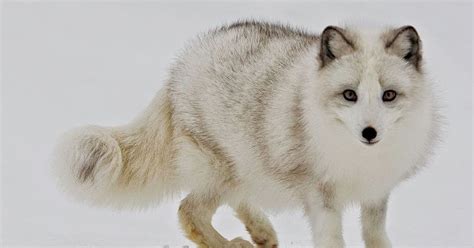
[53,21,440,248]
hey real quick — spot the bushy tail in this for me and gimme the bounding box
[52,89,179,209]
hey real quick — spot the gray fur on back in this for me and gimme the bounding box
[168,21,318,180]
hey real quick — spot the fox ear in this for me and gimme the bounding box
[385,26,422,70]
[319,26,355,68]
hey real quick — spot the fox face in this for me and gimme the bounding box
[314,26,425,146]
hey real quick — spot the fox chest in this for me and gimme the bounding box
[321,152,415,203]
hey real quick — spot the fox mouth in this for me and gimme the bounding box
[361,140,379,145]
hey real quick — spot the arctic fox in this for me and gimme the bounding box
[53,21,440,248]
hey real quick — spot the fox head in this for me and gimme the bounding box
[312,25,430,147]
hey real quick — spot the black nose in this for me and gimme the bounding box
[362,127,377,141]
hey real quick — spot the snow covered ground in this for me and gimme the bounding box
[1,1,472,247]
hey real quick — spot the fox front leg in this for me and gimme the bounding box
[305,185,344,248]
[361,196,392,248]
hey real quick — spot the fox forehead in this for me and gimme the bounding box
[334,33,414,91]
[323,54,412,93]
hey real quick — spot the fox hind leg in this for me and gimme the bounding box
[234,204,278,248]
[178,193,254,248]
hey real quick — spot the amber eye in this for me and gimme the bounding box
[343,89,357,102]
[382,90,397,102]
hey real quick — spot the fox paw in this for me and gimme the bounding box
[254,238,277,248]
[250,233,277,248]
[365,236,392,248]
[224,237,254,248]
[246,225,277,248]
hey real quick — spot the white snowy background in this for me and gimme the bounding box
[1,1,472,247]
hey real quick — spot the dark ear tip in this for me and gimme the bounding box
[322,26,340,35]
[400,25,417,31]
[399,25,420,38]
[323,26,337,31]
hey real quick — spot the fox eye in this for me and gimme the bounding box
[342,89,357,102]
[382,90,397,102]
